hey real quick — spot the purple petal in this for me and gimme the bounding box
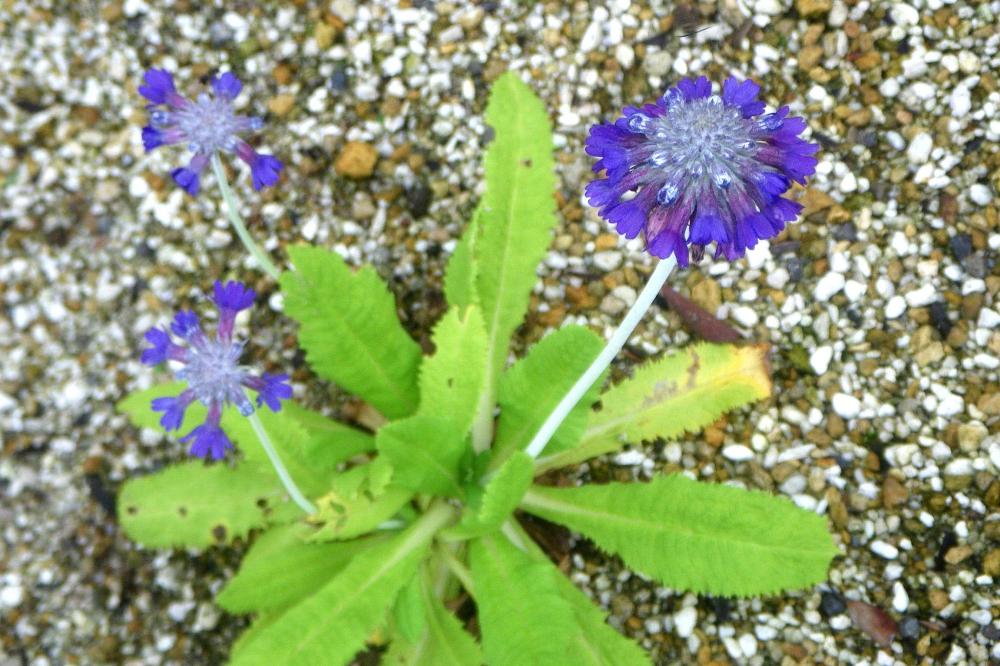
[250,154,283,191]
[689,213,729,245]
[151,393,193,431]
[171,167,201,196]
[171,310,201,339]
[180,423,233,460]
[604,200,646,239]
[141,328,172,365]
[676,76,712,101]
[138,68,176,104]
[142,126,164,152]
[211,72,243,100]
[213,280,256,312]
[248,373,293,412]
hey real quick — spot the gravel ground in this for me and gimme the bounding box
[2,0,999,664]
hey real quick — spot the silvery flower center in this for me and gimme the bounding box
[177,338,249,409]
[630,95,759,204]
[176,93,244,154]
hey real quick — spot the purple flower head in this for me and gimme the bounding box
[140,280,292,460]
[585,76,819,266]
[139,68,283,196]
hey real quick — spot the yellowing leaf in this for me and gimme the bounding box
[537,343,772,472]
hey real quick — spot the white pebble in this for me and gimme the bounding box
[732,306,759,327]
[0,585,24,608]
[907,133,933,165]
[978,308,1000,329]
[839,172,858,193]
[810,346,834,374]
[592,251,622,272]
[890,3,920,25]
[843,279,866,302]
[892,582,910,612]
[885,295,906,319]
[968,184,992,206]
[870,540,899,560]
[673,606,697,638]
[832,393,861,419]
[722,444,755,462]
[904,284,937,308]
[950,87,971,116]
[969,609,993,626]
[814,272,845,300]
[580,21,602,52]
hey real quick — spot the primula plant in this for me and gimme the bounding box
[120,69,837,664]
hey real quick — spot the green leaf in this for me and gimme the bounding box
[377,415,469,498]
[443,211,480,310]
[229,610,283,663]
[285,402,375,470]
[552,572,650,665]
[232,503,455,666]
[308,460,412,542]
[281,245,422,419]
[537,343,772,472]
[520,475,838,596]
[118,461,298,548]
[493,325,605,465]
[469,534,583,666]
[385,566,483,666]
[392,576,426,644]
[504,521,649,665]
[474,72,558,419]
[446,452,533,540]
[217,524,387,614]
[419,306,488,434]
[118,383,328,497]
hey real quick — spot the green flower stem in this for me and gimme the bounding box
[247,411,317,514]
[211,153,281,281]
[523,256,677,460]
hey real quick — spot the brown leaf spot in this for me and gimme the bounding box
[125,505,138,515]
[642,379,679,408]
[177,506,188,517]
[211,524,227,542]
[520,158,532,168]
[686,349,701,389]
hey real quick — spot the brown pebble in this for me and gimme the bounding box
[853,51,882,71]
[703,426,725,447]
[928,588,949,611]
[847,600,897,648]
[335,141,378,179]
[796,0,831,16]
[982,548,1000,576]
[690,278,721,314]
[882,475,909,508]
[273,63,294,85]
[315,22,337,49]
[268,93,295,116]
[595,233,618,251]
[565,285,597,311]
[944,544,973,565]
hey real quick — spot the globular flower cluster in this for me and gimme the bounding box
[141,281,292,460]
[585,76,819,266]
[140,69,283,196]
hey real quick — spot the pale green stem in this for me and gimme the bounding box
[523,257,677,460]
[211,153,281,281]
[436,543,475,595]
[247,411,317,514]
